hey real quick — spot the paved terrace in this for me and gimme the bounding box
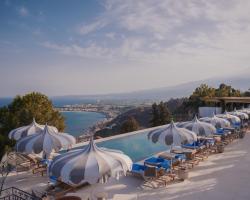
[3,131,250,200]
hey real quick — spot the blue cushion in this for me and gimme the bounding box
[161,161,170,169]
[49,176,57,184]
[132,163,145,171]
[145,157,165,163]
[184,141,202,147]
[216,128,224,133]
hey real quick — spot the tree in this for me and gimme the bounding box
[215,83,241,97]
[243,88,250,97]
[120,116,139,133]
[0,92,65,159]
[150,102,171,127]
[150,103,160,127]
[158,102,171,125]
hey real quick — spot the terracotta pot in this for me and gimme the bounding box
[217,144,224,153]
[239,131,245,139]
[178,168,189,180]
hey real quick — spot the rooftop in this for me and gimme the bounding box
[202,97,250,104]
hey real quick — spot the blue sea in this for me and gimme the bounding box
[0,97,97,107]
[61,111,106,137]
[0,97,106,137]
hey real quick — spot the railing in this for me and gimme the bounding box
[0,187,41,200]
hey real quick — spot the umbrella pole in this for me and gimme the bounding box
[170,145,173,174]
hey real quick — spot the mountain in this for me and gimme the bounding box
[52,72,250,102]
[1,72,249,107]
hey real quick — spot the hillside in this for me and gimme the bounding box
[50,71,250,102]
[95,106,152,138]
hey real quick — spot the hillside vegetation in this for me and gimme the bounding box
[96,83,250,138]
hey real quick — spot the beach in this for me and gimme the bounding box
[3,131,250,200]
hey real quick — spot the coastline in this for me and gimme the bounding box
[59,110,110,119]
[56,106,117,119]
[60,110,115,142]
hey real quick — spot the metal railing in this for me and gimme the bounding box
[0,187,41,200]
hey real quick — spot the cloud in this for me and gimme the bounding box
[105,32,116,40]
[43,0,250,73]
[41,41,114,59]
[78,19,108,35]
[18,6,29,17]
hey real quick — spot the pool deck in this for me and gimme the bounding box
[3,131,250,200]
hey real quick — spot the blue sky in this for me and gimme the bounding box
[1,0,250,97]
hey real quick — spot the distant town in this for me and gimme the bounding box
[55,103,130,119]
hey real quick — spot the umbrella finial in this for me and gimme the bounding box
[32,117,36,125]
[170,118,175,124]
[193,115,199,122]
[212,112,216,117]
[44,123,49,132]
[169,119,178,130]
[88,135,98,150]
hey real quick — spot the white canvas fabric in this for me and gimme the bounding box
[228,109,249,120]
[216,113,241,124]
[16,124,75,158]
[48,137,132,186]
[148,121,197,146]
[177,116,216,137]
[200,114,231,129]
[8,118,58,140]
[238,108,250,115]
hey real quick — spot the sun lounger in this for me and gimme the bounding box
[144,157,170,170]
[32,165,47,176]
[143,166,167,188]
[170,149,199,168]
[182,141,206,150]
[158,153,185,166]
[130,163,146,177]
[130,164,167,188]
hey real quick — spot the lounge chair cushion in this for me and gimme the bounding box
[131,164,146,173]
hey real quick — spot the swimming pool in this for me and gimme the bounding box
[69,127,169,162]
[96,130,169,162]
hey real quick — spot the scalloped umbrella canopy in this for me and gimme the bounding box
[200,114,231,129]
[148,121,197,146]
[216,113,241,125]
[16,124,75,158]
[237,108,250,115]
[8,118,58,140]
[48,137,132,186]
[179,116,216,136]
[229,109,249,120]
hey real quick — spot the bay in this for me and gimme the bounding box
[61,111,106,137]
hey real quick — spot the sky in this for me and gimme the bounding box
[0,0,250,97]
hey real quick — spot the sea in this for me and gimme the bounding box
[61,111,106,136]
[0,97,106,137]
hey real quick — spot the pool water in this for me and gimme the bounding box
[96,130,169,162]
